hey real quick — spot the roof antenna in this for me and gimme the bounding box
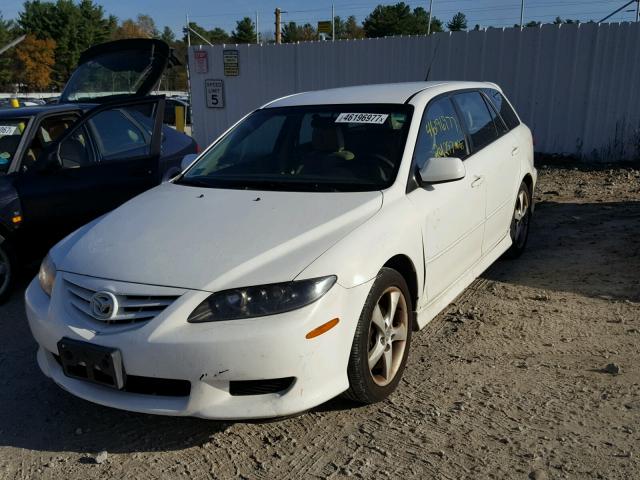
[424,36,441,81]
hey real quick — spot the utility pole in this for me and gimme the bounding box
[275,8,282,44]
[332,4,335,41]
[185,14,191,47]
[427,0,433,35]
[256,11,260,43]
[636,0,639,22]
[520,0,525,28]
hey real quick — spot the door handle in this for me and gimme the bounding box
[511,146,520,156]
[471,175,485,188]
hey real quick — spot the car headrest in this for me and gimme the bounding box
[311,116,344,153]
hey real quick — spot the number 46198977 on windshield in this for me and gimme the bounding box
[205,79,225,109]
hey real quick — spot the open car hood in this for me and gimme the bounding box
[60,39,178,104]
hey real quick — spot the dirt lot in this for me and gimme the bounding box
[0,164,639,480]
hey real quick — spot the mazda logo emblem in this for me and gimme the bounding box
[90,291,118,321]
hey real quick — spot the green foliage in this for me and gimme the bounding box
[0,12,16,89]
[18,0,114,88]
[363,2,441,37]
[232,17,256,44]
[333,15,365,40]
[447,12,468,32]
[281,21,317,42]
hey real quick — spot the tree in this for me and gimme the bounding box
[363,2,441,37]
[14,34,56,90]
[554,17,579,25]
[209,27,230,44]
[0,12,16,89]
[345,15,365,39]
[447,12,467,32]
[112,14,158,39]
[333,15,365,40]
[282,21,299,43]
[232,17,256,44]
[18,0,114,87]
[160,26,175,44]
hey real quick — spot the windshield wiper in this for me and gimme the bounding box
[173,177,212,188]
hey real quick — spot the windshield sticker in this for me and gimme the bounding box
[335,113,389,124]
[0,126,18,136]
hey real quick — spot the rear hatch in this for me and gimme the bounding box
[60,39,176,104]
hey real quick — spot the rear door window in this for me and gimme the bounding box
[88,107,150,161]
[452,91,499,152]
[482,89,521,131]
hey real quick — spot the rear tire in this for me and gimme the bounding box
[0,237,15,304]
[344,268,413,404]
[505,181,531,259]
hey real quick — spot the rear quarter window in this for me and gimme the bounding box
[482,89,521,131]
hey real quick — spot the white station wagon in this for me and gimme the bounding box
[26,81,536,419]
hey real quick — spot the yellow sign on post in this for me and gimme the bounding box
[317,21,332,34]
[175,105,186,133]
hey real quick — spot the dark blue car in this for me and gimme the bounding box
[0,39,197,301]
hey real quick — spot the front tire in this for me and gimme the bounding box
[344,267,413,404]
[0,238,15,304]
[505,181,531,258]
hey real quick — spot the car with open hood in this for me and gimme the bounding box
[25,81,536,419]
[0,39,197,301]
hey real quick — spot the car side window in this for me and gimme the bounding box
[58,127,96,169]
[452,91,500,152]
[482,88,521,131]
[88,108,149,162]
[414,97,467,169]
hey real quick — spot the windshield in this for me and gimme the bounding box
[179,104,413,192]
[0,119,28,174]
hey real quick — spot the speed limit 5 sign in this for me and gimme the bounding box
[205,79,224,108]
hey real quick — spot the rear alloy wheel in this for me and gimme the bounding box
[0,241,14,304]
[344,268,413,404]
[506,181,531,258]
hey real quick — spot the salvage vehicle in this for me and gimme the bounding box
[26,81,536,419]
[0,39,197,301]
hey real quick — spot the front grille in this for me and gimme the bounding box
[65,279,179,325]
[53,353,191,397]
[229,377,295,396]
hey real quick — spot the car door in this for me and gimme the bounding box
[407,95,486,303]
[451,91,510,256]
[13,96,164,256]
[480,89,524,252]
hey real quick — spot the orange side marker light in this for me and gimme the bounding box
[11,215,22,224]
[306,318,340,340]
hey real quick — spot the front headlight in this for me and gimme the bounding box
[187,276,337,323]
[38,254,57,297]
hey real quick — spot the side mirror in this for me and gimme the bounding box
[418,157,465,184]
[181,153,198,171]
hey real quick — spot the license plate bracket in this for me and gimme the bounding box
[57,338,126,389]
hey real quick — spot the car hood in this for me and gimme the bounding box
[53,183,383,291]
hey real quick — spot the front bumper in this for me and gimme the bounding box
[25,273,372,419]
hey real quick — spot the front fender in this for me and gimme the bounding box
[296,195,424,293]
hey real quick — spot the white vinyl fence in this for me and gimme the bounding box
[189,22,640,162]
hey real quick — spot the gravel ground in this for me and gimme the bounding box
[0,164,639,480]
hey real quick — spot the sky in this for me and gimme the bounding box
[1,0,638,37]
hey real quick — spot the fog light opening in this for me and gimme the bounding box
[306,318,340,339]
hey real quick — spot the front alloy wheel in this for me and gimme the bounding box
[367,287,409,387]
[344,268,413,404]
